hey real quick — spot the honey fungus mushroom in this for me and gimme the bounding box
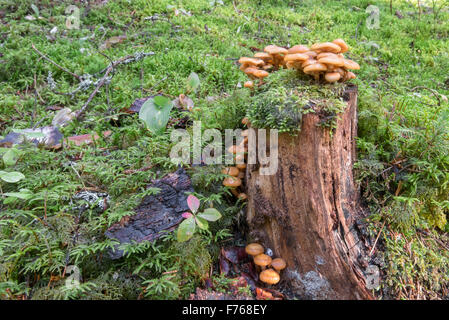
[222,166,239,177]
[244,81,254,89]
[254,253,272,270]
[271,258,286,272]
[223,176,241,188]
[332,38,349,53]
[259,269,280,285]
[310,42,342,53]
[264,45,288,69]
[245,243,264,256]
[238,57,264,71]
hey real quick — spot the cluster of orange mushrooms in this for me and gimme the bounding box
[239,39,360,87]
[245,243,286,285]
[222,117,250,200]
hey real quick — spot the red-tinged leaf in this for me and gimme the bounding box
[222,246,248,264]
[187,194,200,213]
[241,272,257,292]
[182,212,193,219]
[256,287,274,300]
[219,250,231,275]
[240,262,258,282]
[262,287,285,300]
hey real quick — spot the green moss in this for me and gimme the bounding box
[246,69,348,133]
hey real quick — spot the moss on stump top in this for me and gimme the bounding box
[246,69,349,133]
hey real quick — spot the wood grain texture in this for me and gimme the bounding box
[246,85,373,300]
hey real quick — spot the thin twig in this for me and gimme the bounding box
[31,43,81,81]
[123,164,155,175]
[75,67,113,119]
[369,220,386,256]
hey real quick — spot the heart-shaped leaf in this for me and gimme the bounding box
[182,212,193,219]
[187,195,200,213]
[187,72,200,93]
[0,171,25,183]
[177,217,196,242]
[3,148,20,167]
[197,208,222,222]
[195,216,209,230]
[139,97,174,134]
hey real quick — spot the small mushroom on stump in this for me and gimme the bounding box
[254,253,272,271]
[259,269,280,285]
[245,243,264,257]
[271,258,287,273]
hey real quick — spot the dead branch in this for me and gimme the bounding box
[31,43,81,81]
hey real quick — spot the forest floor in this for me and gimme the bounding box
[1,0,449,300]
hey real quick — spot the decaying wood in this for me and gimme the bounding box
[246,84,373,300]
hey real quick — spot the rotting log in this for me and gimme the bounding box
[246,84,374,300]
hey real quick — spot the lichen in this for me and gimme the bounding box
[246,69,348,133]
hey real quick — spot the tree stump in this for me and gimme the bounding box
[246,84,373,300]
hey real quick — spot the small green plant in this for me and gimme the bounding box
[177,195,222,242]
[139,96,174,134]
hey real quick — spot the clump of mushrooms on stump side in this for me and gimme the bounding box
[222,118,249,201]
[245,243,287,286]
[238,39,360,85]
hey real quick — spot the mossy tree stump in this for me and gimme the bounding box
[246,84,373,300]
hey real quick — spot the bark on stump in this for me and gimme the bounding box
[246,84,373,300]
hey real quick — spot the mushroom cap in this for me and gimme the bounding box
[325,72,341,83]
[238,193,248,200]
[317,52,338,60]
[222,166,239,176]
[346,71,356,79]
[288,45,309,54]
[262,64,273,70]
[318,56,344,67]
[301,59,317,69]
[238,57,264,67]
[235,154,245,163]
[335,67,346,78]
[259,269,280,285]
[284,53,309,62]
[254,254,272,267]
[332,38,349,53]
[254,52,272,62]
[264,45,288,55]
[236,163,247,170]
[244,67,260,77]
[271,258,286,271]
[311,42,341,53]
[244,80,254,88]
[223,176,242,188]
[303,63,327,74]
[253,69,269,79]
[342,58,360,70]
[245,243,264,256]
[304,51,318,58]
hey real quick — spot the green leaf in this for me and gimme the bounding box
[31,4,39,16]
[3,148,20,167]
[187,72,200,92]
[153,96,171,109]
[177,217,196,242]
[4,189,33,200]
[197,208,222,222]
[0,171,25,183]
[139,97,174,134]
[195,216,209,230]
